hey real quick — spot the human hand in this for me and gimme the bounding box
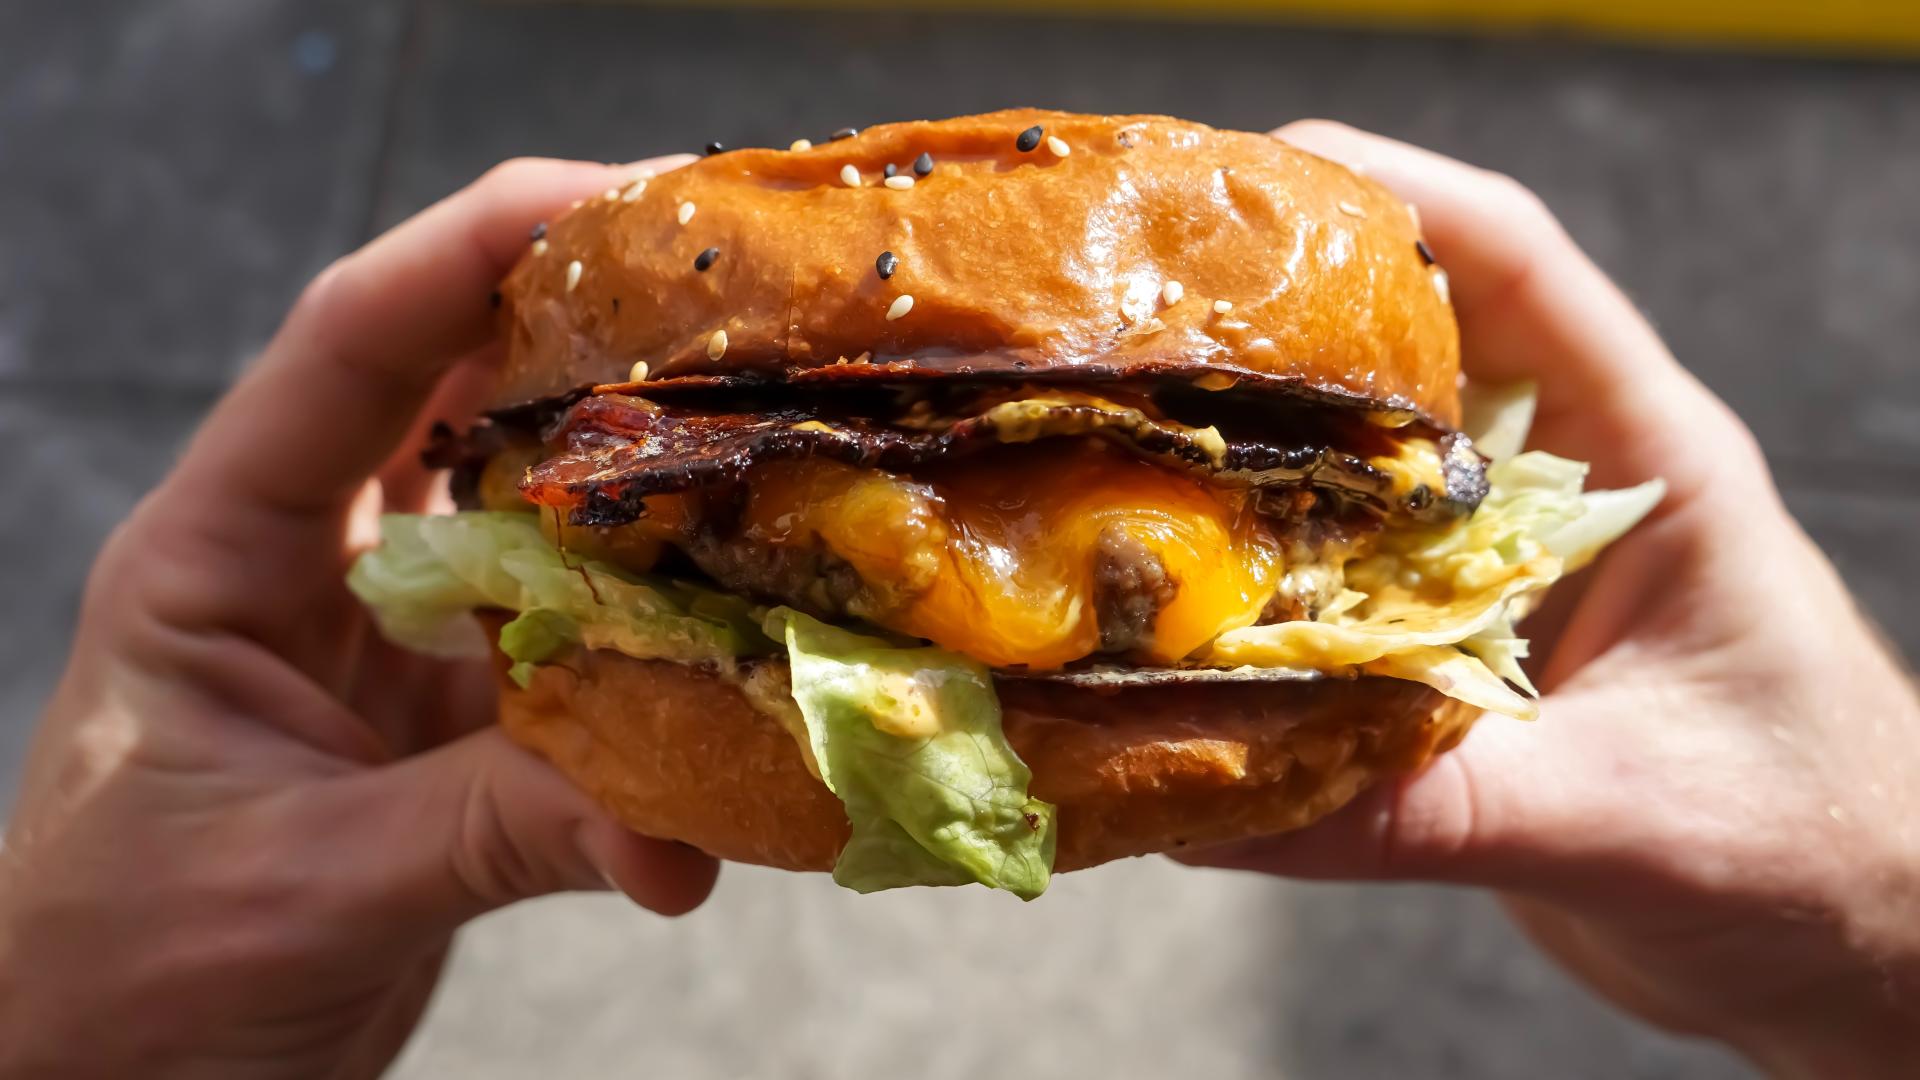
[0,157,717,1079]
[1181,122,1920,1078]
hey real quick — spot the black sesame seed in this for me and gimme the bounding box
[1016,125,1043,152]
[530,221,548,242]
[875,250,899,279]
[884,162,899,179]
[704,142,725,156]
[611,297,621,312]
[829,126,859,141]
[1415,239,1437,266]
[488,289,502,309]
[694,247,720,272]
[913,151,933,176]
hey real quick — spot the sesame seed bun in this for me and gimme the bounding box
[491,629,1479,874]
[476,110,1480,880]
[492,109,1461,425]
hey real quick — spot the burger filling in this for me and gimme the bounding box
[350,381,1662,899]
[527,445,1310,670]
[493,385,1472,672]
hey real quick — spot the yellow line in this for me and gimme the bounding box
[628,0,1920,55]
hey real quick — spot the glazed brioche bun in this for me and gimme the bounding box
[493,109,1461,425]
[483,110,1479,875]
[491,630,1477,873]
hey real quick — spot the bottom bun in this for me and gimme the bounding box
[492,631,1480,874]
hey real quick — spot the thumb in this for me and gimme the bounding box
[1173,697,1603,890]
[321,727,718,936]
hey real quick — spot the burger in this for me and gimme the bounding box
[350,111,1662,899]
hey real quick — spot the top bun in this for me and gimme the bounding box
[494,109,1461,426]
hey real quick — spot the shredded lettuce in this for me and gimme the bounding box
[347,512,771,667]
[772,608,1056,899]
[1201,386,1664,718]
[1458,378,1538,463]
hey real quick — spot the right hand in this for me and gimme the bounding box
[1180,121,1920,1079]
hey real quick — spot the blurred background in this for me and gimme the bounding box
[5,1,1918,1077]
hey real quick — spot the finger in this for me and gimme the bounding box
[170,153,695,526]
[320,727,719,938]
[1173,705,1596,891]
[344,644,498,758]
[1271,121,1754,497]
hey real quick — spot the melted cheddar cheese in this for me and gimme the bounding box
[735,443,1284,669]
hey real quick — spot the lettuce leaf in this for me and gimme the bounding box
[771,608,1055,899]
[347,512,772,668]
[498,608,578,688]
[1459,378,1538,463]
[1362,645,1540,720]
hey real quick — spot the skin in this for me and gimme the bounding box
[0,155,716,1080]
[0,126,1915,1077]
[1178,123,1920,1078]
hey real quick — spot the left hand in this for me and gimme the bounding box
[0,156,717,1080]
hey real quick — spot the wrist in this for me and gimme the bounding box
[1728,873,1920,1078]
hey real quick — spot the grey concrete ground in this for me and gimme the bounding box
[6,1,1919,1076]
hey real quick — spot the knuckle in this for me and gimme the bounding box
[1378,755,1483,879]
[451,770,546,908]
[1275,117,1357,141]
[1703,403,1773,491]
[1478,168,1564,236]
[475,156,555,193]
[285,253,354,332]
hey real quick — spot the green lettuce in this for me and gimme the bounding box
[771,608,1055,899]
[498,608,578,688]
[347,512,771,669]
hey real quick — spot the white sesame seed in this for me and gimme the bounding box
[1161,280,1184,306]
[1405,201,1422,232]
[531,238,550,257]
[621,179,648,202]
[627,360,650,382]
[564,259,582,292]
[1046,135,1070,157]
[1338,200,1367,218]
[707,329,728,360]
[885,294,914,321]
[790,138,813,152]
[884,174,915,191]
[603,187,620,201]
[1432,268,1452,305]
[1212,299,1233,314]
[677,201,696,225]
[840,163,861,187]
[570,199,583,209]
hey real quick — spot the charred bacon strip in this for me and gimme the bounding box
[518,392,1486,529]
